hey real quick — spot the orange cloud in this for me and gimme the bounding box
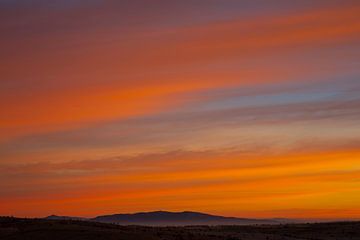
[0,2,359,219]
[1,4,359,141]
[1,148,359,218]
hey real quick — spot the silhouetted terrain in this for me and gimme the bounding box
[45,215,87,221]
[43,211,286,225]
[1,216,359,240]
[92,211,279,225]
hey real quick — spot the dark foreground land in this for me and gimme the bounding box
[0,217,359,240]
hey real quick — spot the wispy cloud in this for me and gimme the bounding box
[0,0,359,218]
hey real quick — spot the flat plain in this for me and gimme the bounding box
[0,217,359,240]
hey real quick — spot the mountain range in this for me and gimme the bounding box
[45,211,291,226]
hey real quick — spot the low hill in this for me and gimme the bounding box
[45,215,86,221]
[92,211,278,226]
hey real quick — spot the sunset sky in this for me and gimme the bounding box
[0,0,359,219]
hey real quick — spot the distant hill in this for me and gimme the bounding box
[91,211,280,226]
[45,215,87,221]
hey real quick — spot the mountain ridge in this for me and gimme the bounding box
[45,210,286,226]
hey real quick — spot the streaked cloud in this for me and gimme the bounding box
[0,0,359,218]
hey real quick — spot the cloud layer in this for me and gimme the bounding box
[0,0,359,218]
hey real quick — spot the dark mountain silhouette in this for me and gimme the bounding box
[44,211,295,226]
[45,215,86,221]
[91,211,280,226]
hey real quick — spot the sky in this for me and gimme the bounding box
[0,0,359,219]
